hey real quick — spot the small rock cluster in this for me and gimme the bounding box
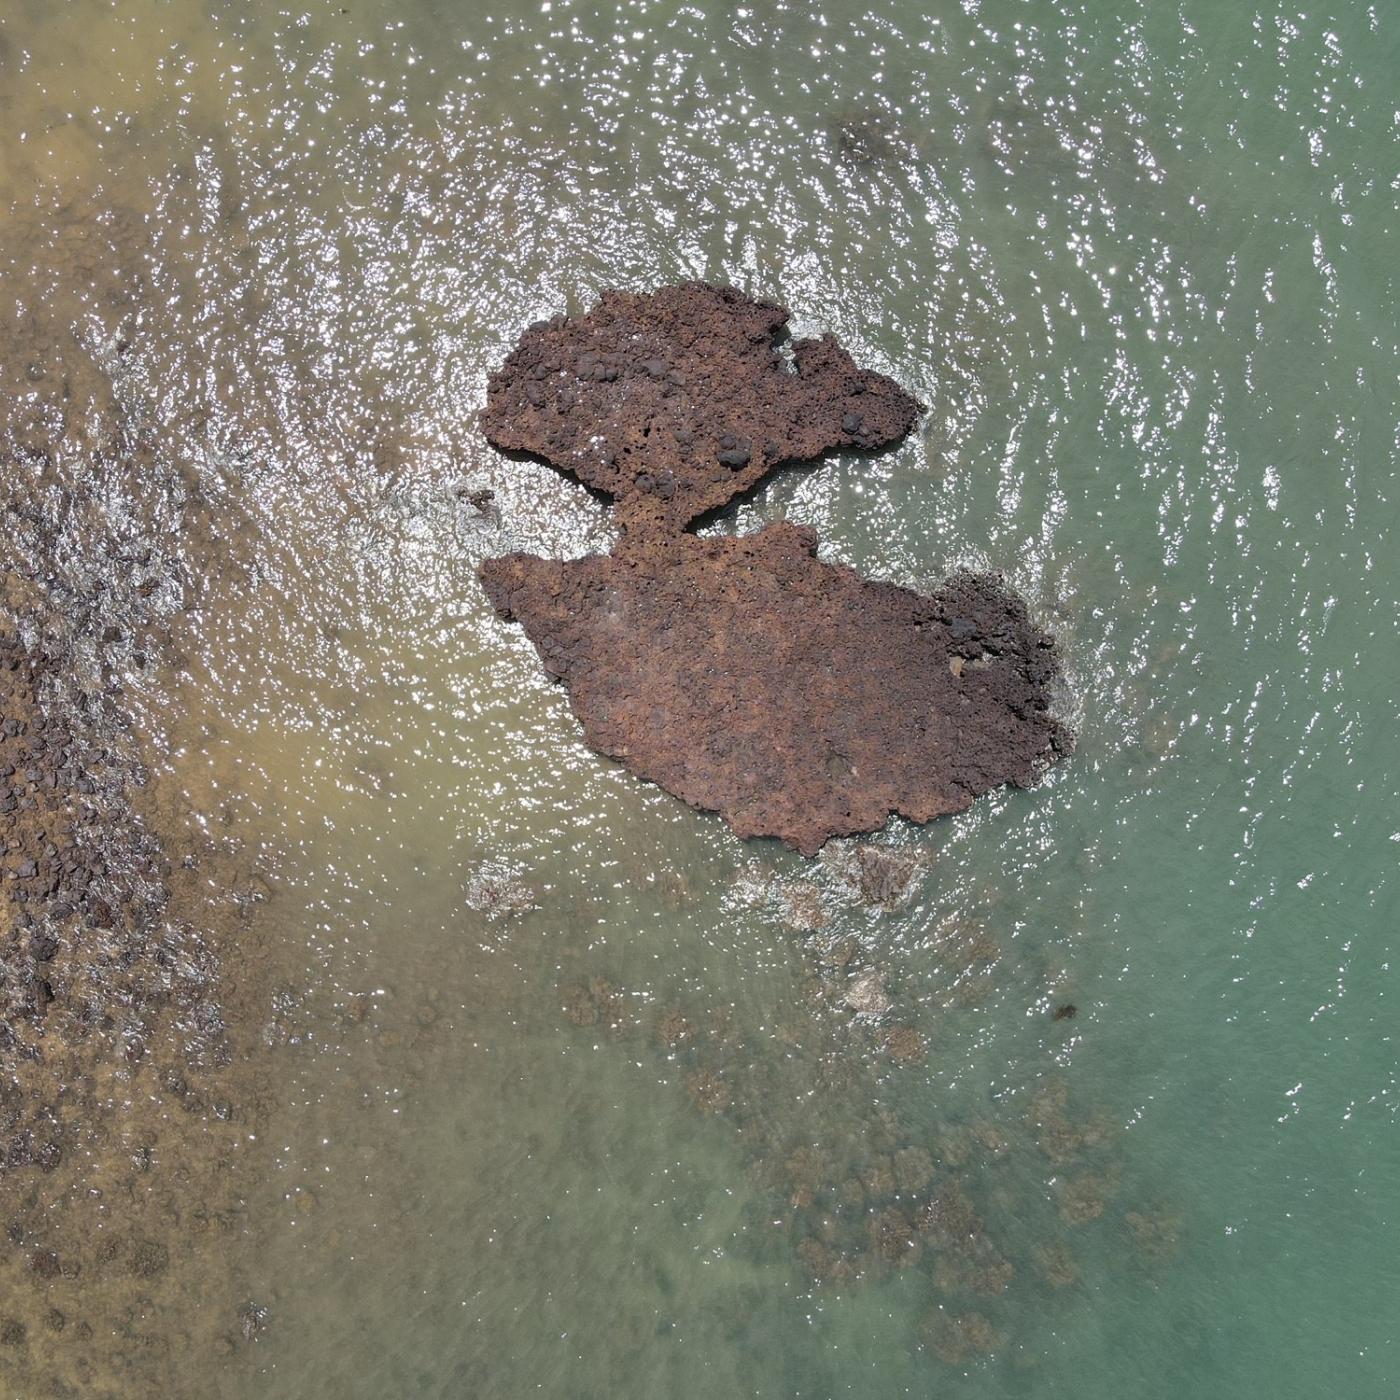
[552,948,1169,1366]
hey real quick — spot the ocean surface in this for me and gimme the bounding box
[1,0,1397,1396]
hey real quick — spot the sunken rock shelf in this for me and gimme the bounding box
[479,283,1070,852]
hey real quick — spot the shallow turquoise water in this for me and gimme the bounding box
[2,0,1397,1395]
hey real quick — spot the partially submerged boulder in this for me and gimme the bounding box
[480,283,920,539]
[479,283,1070,853]
[481,523,1068,855]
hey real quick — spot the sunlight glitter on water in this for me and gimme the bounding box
[2,0,1397,1396]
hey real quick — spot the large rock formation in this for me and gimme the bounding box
[480,283,921,539]
[479,283,1069,852]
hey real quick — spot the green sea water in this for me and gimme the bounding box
[1,0,1397,1396]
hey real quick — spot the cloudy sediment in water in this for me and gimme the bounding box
[1,1,1396,1397]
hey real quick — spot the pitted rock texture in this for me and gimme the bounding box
[481,524,1069,856]
[480,282,921,538]
[480,283,1069,853]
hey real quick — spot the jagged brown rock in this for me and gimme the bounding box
[480,282,920,538]
[481,524,1068,855]
[479,283,1070,853]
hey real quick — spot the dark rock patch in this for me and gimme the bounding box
[482,523,1068,855]
[479,282,920,540]
[830,108,915,168]
[128,1237,170,1278]
[30,1249,61,1279]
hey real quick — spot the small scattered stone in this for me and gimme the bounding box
[845,971,891,1016]
[239,1302,269,1342]
[686,1069,731,1114]
[129,1238,170,1278]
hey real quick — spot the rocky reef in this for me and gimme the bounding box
[480,283,1070,851]
[0,257,280,1394]
[0,614,259,1395]
[549,857,1179,1369]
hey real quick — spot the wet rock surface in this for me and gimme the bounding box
[482,522,1069,855]
[480,284,1070,853]
[480,282,921,540]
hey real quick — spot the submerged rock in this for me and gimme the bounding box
[685,1068,731,1114]
[926,1309,1003,1365]
[238,1302,269,1343]
[463,863,537,920]
[881,1024,927,1063]
[479,283,1071,854]
[1034,1239,1081,1288]
[843,970,892,1016]
[823,840,928,909]
[830,108,914,168]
